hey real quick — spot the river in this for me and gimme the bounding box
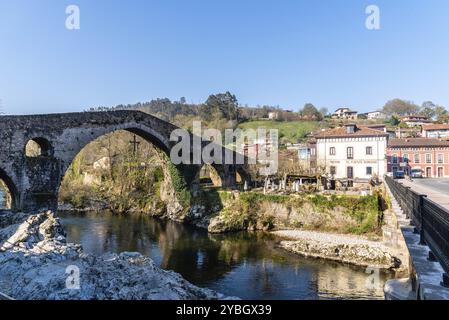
[58,211,395,300]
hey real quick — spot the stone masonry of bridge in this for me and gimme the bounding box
[0,110,249,213]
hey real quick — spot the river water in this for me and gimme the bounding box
[58,211,395,300]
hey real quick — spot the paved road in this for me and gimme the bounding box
[412,178,449,195]
[401,178,449,210]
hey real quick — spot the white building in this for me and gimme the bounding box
[367,111,387,120]
[332,108,358,120]
[315,124,388,180]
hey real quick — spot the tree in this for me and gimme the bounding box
[382,99,419,116]
[300,103,322,120]
[200,92,239,122]
[420,101,436,119]
[435,105,449,123]
[389,115,401,126]
[398,122,409,129]
[319,107,329,118]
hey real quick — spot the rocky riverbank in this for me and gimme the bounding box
[273,230,402,270]
[0,211,231,300]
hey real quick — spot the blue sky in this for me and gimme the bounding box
[1,0,449,115]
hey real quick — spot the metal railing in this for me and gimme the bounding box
[385,176,449,275]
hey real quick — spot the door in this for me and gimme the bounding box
[347,166,354,179]
[438,167,443,178]
[426,167,432,178]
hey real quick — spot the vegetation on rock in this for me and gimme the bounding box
[208,191,383,236]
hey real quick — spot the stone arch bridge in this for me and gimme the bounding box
[0,110,251,212]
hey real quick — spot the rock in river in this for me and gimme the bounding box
[0,211,231,300]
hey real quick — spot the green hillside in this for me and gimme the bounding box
[237,120,321,144]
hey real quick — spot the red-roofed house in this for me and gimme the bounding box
[315,124,388,180]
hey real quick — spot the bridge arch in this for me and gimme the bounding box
[57,127,188,216]
[57,123,172,174]
[0,168,19,211]
[195,164,223,188]
[25,137,54,157]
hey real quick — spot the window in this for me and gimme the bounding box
[392,154,398,164]
[403,154,409,163]
[346,125,355,134]
[299,149,309,160]
[414,154,420,164]
[366,146,373,155]
[438,154,444,164]
[366,166,373,175]
[347,147,354,159]
[347,166,354,179]
[426,154,432,164]
[330,166,336,175]
[329,147,336,156]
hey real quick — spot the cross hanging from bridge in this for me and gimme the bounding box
[129,135,141,156]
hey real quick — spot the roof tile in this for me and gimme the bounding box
[314,125,388,138]
[388,138,449,147]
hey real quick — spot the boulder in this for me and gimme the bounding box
[0,211,231,300]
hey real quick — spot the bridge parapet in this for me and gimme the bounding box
[384,176,449,299]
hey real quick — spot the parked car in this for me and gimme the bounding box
[410,168,423,178]
[393,170,405,179]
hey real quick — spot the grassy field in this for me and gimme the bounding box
[237,120,321,144]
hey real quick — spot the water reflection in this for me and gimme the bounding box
[59,211,393,300]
